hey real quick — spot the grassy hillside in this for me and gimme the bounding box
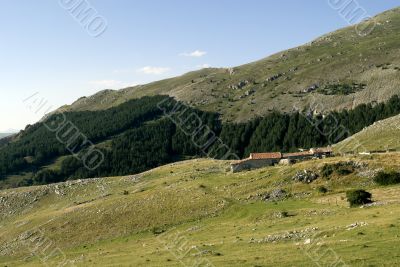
[335,114,400,153]
[1,154,400,266]
[57,7,400,122]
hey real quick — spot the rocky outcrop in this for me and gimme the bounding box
[292,170,319,184]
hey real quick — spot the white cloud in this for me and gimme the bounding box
[196,64,211,69]
[88,80,139,89]
[138,66,171,75]
[180,50,207,57]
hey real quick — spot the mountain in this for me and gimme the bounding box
[58,7,400,122]
[335,113,400,153]
[2,7,400,189]
[2,7,400,266]
[0,133,15,139]
[1,93,400,188]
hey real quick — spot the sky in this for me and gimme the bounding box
[0,0,399,132]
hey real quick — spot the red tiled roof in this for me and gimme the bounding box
[231,147,333,166]
[250,152,282,160]
[312,147,333,153]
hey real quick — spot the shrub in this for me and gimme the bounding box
[123,190,129,195]
[321,162,354,178]
[346,190,372,207]
[317,186,328,194]
[374,171,400,185]
[317,83,366,95]
[151,227,165,235]
[321,165,334,178]
[337,168,353,176]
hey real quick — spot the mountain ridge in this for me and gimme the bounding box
[0,133,15,139]
[56,7,400,122]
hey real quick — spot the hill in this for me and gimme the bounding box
[2,94,400,189]
[57,7,400,122]
[0,133,14,139]
[1,154,400,266]
[335,114,400,153]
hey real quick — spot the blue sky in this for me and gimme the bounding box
[1,0,399,132]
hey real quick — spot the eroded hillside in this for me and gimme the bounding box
[58,7,400,122]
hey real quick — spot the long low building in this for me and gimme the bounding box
[231,147,332,173]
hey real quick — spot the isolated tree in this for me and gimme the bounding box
[346,189,372,207]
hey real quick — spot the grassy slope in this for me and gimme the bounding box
[334,114,400,153]
[57,7,400,122]
[1,154,400,266]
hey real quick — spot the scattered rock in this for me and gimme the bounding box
[229,80,249,90]
[245,89,256,96]
[263,189,287,202]
[249,227,319,244]
[346,222,368,230]
[292,170,319,184]
[302,84,319,93]
[266,73,283,82]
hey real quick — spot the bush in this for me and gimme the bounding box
[346,190,372,207]
[337,168,353,176]
[321,162,354,178]
[317,186,328,194]
[151,227,166,235]
[374,171,400,185]
[321,165,334,178]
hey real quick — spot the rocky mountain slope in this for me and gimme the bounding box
[58,7,400,122]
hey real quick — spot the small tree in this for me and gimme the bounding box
[374,171,400,186]
[346,190,372,207]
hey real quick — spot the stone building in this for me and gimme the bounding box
[231,152,282,173]
[231,147,332,173]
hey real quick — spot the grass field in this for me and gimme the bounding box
[1,153,400,266]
